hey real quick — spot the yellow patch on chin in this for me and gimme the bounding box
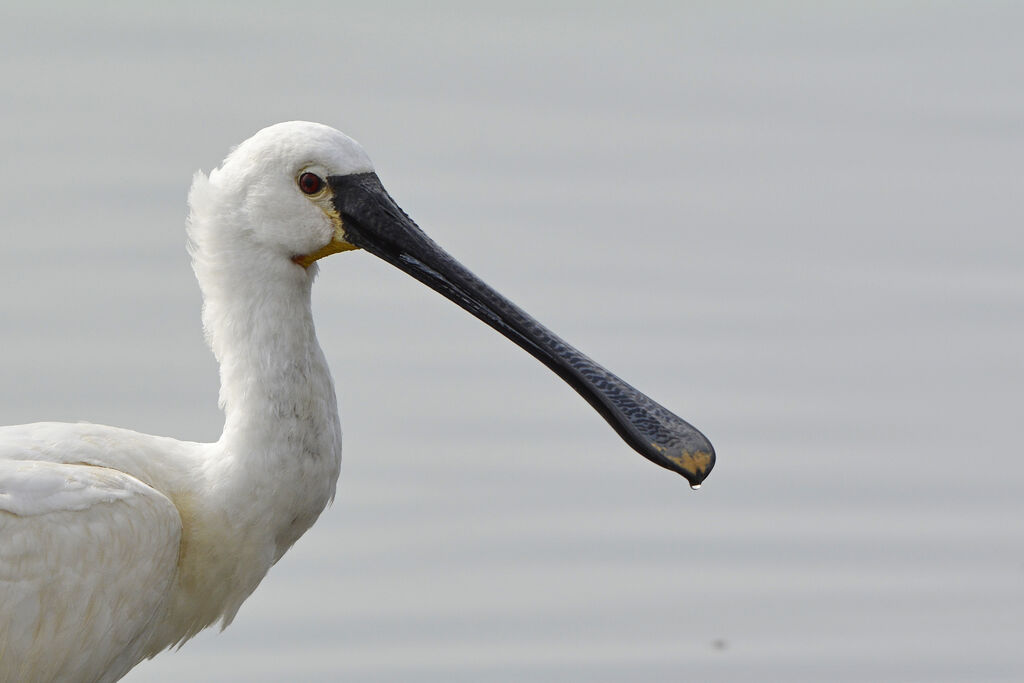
[292,238,359,268]
[293,213,360,268]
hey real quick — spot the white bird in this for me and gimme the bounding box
[0,121,714,682]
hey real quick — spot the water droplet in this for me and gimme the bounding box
[690,483,702,491]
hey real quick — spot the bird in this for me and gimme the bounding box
[0,121,714,682]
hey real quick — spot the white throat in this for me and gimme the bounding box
[190,172,343,542]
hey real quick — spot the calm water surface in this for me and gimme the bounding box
[2,3,1022,681]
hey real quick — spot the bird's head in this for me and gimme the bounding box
[189,121,373,271]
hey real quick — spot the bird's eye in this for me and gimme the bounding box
[298,172,324,195]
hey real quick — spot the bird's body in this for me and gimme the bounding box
[1,124,347,681]
[0,122,713,682]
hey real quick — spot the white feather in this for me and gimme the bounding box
[0,122,367,681]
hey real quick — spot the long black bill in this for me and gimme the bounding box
[329,172,715,486]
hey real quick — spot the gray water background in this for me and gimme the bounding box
[2,2,1022,681]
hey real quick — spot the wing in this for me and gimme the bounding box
[0,459,182,683]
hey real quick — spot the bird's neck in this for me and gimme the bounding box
[140,255,343,650]
[199,257,342,557]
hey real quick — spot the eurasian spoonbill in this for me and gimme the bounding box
[0,121,714,682]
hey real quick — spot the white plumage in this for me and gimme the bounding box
[0,121,713,682]
[1,122,357,681]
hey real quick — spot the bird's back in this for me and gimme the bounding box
[0,445,182,682]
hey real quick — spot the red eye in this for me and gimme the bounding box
[298,172,324,195]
